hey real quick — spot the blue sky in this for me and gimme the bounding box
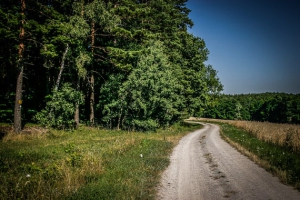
[186,0,300,94]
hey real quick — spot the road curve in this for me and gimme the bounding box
[156,123,300,200]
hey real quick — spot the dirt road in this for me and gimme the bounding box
[156,123,300,200]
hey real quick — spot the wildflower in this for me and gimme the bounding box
[140,154,143,158]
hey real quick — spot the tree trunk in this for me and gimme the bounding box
[14,0,26,133]
[48,43,69,116]
[89,21,95,125]
[74,104,80,126]
[14,66,23,133]
[54,44,69,91]
[74,0,85,128]
[117,108,122,130]
[74,79,80,127]
[89,74,95,125]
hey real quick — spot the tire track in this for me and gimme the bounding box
[156,123,300,200]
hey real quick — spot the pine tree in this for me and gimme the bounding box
[0,0,226,130]
[13,0,26,133]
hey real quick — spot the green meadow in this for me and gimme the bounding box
[0,122,202,200]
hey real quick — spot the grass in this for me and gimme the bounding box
[0,122,202,200]
[227,120,300,152]
[197,118,300,152]
[194,118,300,190]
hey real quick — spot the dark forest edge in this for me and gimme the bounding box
[0,0,223,132]
[203,93,300,124]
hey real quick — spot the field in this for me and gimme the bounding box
[0,122,202,200]
[194,118,300,189]
[197,118,300,152]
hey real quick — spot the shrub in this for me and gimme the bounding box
[34,83,83,129]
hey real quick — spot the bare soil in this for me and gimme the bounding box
[156,123,300,200]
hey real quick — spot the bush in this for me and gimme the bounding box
[34,83,83,129]
[101,41,183,131]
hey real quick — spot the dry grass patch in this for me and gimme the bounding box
[198,118,300,152]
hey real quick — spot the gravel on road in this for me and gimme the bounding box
[156,123,300,200]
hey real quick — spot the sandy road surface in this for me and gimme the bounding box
[156,123,300,200]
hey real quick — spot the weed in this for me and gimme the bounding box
[0,122,202,200]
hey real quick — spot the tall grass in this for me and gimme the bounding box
[0,122,202,200]
[197,118,300,153]
[227,120,300,152]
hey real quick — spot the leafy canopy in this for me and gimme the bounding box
[101,41,183,131]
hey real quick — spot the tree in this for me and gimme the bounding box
[13,0,26,133]
[101,41,183,130]
[235,101,242,120]
[0,2,19,102]
[203,93,300,124]
[176,33,222,117]
[71,0,122,125]
[0,0,228,130]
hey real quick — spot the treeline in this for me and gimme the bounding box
[204,93,300,124]
[0,0,223,131]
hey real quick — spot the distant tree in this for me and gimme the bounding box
[204,93,300,124]
[235,101,242,120]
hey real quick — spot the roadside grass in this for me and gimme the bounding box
[0,122,202,200]
[193,118,300,190]
[197,118,300,152]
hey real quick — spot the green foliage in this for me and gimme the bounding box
[75,51,91,79]
[98,73,126,127]
[74,0,120,29]
[40,43,58,58]
[0,93,14,123]
[174,33,223,117]
[235,101,243,120]
[66,15,90,40]
[34,83,84,129]
[204,93,300,124]
[101,41,183,131]
[0,0,223,131]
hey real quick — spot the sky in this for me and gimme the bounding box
[186,0,300,94]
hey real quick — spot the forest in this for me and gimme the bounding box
[203,93,300,124]
[1,1,299,133]
[0,0,223,132]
